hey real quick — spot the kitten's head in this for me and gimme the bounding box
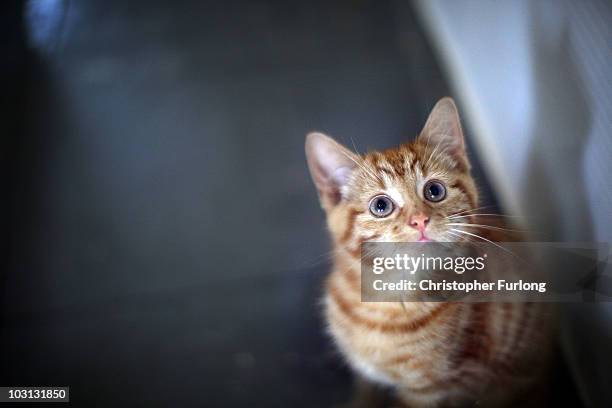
[305,98,477,247]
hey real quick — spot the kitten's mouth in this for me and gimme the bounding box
[417,235,434,243]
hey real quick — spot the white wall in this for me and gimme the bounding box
[412,0,612,405]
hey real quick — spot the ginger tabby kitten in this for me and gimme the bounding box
[305,98,552,407]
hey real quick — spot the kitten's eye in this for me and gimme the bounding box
[369,195,394,218]
[424,180,447,202]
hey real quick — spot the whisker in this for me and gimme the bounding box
[446,213,523,220]
[446,230,469,242]
[445,205,496,219]
[449,228,518,258]
[427,132,458,170]
[339,150,382,183]
[422,128,434,159]
[424,136,445,169]
[350,137,360,155]
[287,248,342,271]
[430,141,453,168]
[445,223,526,233]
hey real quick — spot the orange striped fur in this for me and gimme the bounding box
[305,98,553,407]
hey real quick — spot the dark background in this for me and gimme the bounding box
[0,1,555,407]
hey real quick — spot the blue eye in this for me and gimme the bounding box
[369,195,394,218]
[424,180,447,202]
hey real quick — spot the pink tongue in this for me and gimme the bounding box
[418,236,432,242]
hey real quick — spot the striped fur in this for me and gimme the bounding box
[306,98,553,407]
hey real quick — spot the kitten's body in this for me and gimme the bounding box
[306,98,553,407]
[325,231,552,407]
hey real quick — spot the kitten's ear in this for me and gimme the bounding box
[418,97,467,160]
[305,132,358,209]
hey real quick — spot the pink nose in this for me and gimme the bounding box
[409,213,430,231]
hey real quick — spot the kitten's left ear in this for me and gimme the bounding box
[418,97,467,162]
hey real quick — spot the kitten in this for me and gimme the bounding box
[305,98,552,407]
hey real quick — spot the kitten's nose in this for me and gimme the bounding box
[409,213,430,231]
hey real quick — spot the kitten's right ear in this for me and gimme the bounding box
[305,132,358,209]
